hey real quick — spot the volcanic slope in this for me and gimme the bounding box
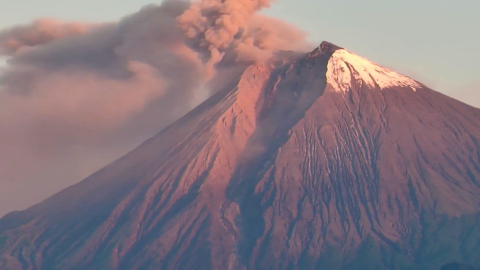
[1,42,480,270]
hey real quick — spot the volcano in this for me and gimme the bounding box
[1,42,480,270]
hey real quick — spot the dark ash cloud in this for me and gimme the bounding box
[0,0,309,216]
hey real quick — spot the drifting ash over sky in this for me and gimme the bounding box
[0,0,308,216]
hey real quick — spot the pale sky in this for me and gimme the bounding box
[1,0,479,107]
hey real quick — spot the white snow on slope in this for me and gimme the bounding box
[326,49,421,92]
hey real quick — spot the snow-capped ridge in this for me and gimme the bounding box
[326,48,421,92]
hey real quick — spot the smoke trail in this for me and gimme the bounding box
[177,0,307,76]
[0,19,96,56]
[0,0,309,216]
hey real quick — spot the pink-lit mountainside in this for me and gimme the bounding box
[1,42,480,270]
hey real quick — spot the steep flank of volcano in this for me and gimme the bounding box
[1,42,480,270]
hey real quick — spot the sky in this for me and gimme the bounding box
[0,0,479,217]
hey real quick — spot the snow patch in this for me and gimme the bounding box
[326,49,420,92]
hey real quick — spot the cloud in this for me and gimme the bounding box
[0,18,96,56]
[177,0,307,75]
[1,62,164,146]
[232,15,309,63]
[0,1,204,141]
[0,0,309,216]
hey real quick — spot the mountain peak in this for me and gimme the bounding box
[308,41,342,58]
[326,48,421,92]
[308,42,421,92]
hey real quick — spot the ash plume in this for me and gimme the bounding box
[0,19,96,56]
[177,0,307,75]
[0,0,308,216]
